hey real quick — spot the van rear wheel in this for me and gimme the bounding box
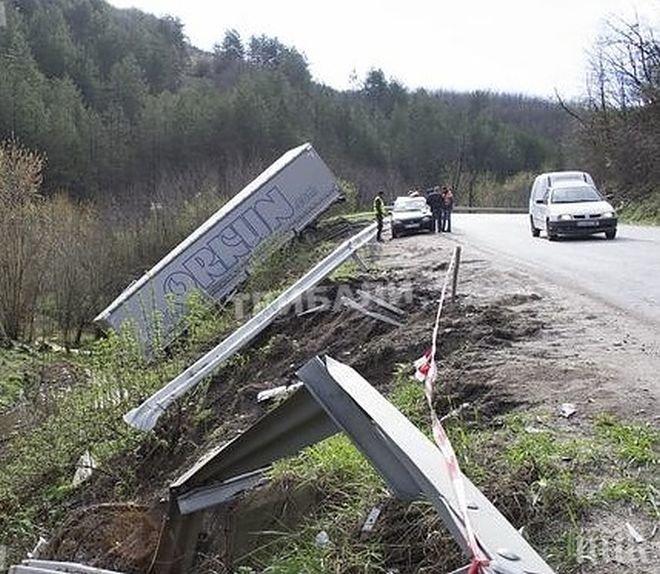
[530,216,540,237]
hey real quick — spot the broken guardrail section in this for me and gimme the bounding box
[124,223,378,431]
[152,356,555,574]
[94,143,341,352]
[9,560,124,574]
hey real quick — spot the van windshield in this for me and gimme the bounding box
[551,186,601,203]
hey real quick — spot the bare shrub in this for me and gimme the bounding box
[470,171,536,207]
[44,195,110,346]
[0,141,49,341]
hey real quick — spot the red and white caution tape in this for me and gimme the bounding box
[414,247,490,573]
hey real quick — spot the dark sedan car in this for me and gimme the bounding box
[391,196,434,238]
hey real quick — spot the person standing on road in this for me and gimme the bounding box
[373,190,387,242]
[426,186,443,233]
[441,186,454,232]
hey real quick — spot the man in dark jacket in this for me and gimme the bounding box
[426,186,443,233]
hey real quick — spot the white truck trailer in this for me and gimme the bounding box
[94,143,341,350]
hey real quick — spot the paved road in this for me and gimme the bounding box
[450,214,660,327]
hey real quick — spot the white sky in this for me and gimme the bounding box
[108,0,659,99]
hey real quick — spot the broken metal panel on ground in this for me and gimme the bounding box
[171,386,338,495]
[124,222,378,432]
[157,355,555,574]
[176,468,268,516]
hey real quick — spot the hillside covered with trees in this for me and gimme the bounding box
[1,0,569,206]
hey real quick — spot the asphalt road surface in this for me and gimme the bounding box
[450,214,660,327]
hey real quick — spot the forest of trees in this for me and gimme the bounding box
[0,0,569,208]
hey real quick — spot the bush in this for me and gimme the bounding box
[0,141,49,341]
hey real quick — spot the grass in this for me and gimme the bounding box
[0,329,171,551]
[619,195,660,226]
[594,413,659,466]
[0,345,40,410]
[328,259,360,283]
[263,434,387,572]
[600,478,657,509]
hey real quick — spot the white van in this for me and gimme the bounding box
[529,171,617,240]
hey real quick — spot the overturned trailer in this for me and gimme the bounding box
[94,143,341,350]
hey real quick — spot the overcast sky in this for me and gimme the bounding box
[108,0,659,99]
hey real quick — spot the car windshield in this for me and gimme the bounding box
[394,198,427,212]
[551,186,601,203]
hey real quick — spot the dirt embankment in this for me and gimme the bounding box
[38,231,658,574]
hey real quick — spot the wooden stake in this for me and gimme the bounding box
[451,245,461,303]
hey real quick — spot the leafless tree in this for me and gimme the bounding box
[564,15,660,205]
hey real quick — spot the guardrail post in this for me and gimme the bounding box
[451,245,461,303]
[351,252,369,272]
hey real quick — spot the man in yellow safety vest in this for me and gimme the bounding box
[373,190,386,242]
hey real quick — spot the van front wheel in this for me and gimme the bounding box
[605,229,616,240]
[530,216,540,237]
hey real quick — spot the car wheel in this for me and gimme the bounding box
[546,219,558,241]
[530,216,540,237]
[605,229,616,240]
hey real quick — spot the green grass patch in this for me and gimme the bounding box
[328,259,360,282]
[595,413,659,466]
[271,434,384,496]
[619,195,660,226]
[388,365,427,429]
[0,346,39,410]
[600,478,658,510]
[251,519,385,574]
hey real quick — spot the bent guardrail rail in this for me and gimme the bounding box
[153,355,555,574]
[124,223,378,431]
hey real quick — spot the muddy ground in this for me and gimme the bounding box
[32,228,659,573]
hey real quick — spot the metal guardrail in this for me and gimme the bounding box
[453,206,527,213]
[124,223,378,431]
[157,356,555,574]
[10,561,124,574]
